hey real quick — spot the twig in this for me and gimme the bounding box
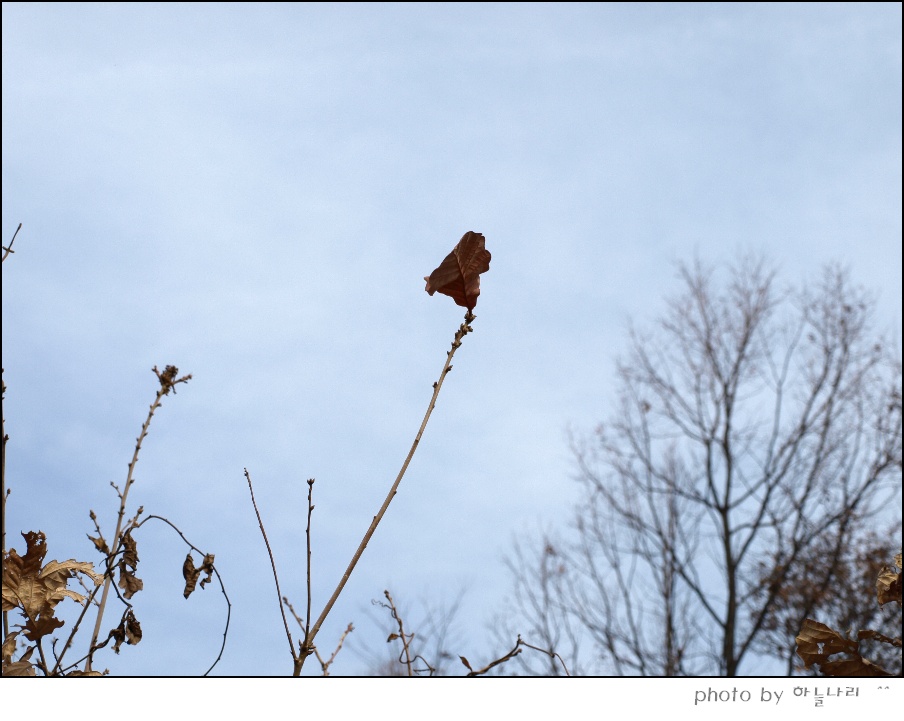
[2,222,22,262]
[315,622,354,676]
[462,636,522,676]
[245,467,297,666]
[2,371,9,644]
[282,596,305,629]
[51,572,106,674]
[380,590,436,676]
[134,513,231,676]
[461,635,571,677]
[384,590,414,676]
[306,478,315,639]
[297,310,477,674]
[518,637,571,676]
[1,224,23,641]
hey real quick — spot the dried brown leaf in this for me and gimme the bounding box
[1,632,18,665]
[1,645,36,677]
[2,531,101,619]
[2,660,37,676]
[858,628,902,647]
[87,534,109,555]
[796,619,858,668]
[796,619,897,677]
[22,614,65,643]
[121,531,139,569]
[117,531,143,600]
[820,656,895,677]
[424,231,491,310]
[117,570,144,599]
[199,554,215,589]
[182,554,196,591]
[126,611,142,646]
[182,552,216,599]
[107,609,142,654]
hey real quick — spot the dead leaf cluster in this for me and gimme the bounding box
[2,531,102,676]
[182,552,216,599]
[796,551,902,677]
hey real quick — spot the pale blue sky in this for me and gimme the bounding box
[2,3,901,676]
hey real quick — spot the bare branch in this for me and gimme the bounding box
[504,258,901,676]
[244,467,297,666]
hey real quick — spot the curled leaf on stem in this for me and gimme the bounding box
[182,552,216,599]
[424,231,491,311]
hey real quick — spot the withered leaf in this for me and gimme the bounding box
[182,553,216,599]
[459,655,473,671]
[87,534,109,555]
[126,611,142,645]
[117,530,143,600]
[22,614,65,643]
[820,656,894,677]
[796,619,858,668]
[118,570,144,599]
[183,554,196,585]
[1,644,35,677]
[424,231,491,310]
[198,554,215,591]
[2,531,101,619]
[121,530,139,569]
[2,660,37,677]
[858,628,902,647]
[107,609,142,654]
[1,631,19,665]
[796,619,895,677]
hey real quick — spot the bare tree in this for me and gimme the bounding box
[490,532,583,676]
[502,257,902,676]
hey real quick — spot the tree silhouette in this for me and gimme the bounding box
[500,256,901,676]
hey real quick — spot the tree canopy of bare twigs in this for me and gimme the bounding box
[501,256,902,676]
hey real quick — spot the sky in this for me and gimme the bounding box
[2,3,901,678]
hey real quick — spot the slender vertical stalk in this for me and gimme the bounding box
[245,468,296,663]
[84,388,165,669]
[2,223,23,645]
[2,374,9,645]
[85,366,189,670]
[296,310,476,675]
[305,478,315,640]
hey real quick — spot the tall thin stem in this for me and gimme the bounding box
[296,310,476,675]
[2,373,9,644]
[85,366,189,670]
[2,222,23,644]
[245,468,296,663]
[85,389,164,669]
